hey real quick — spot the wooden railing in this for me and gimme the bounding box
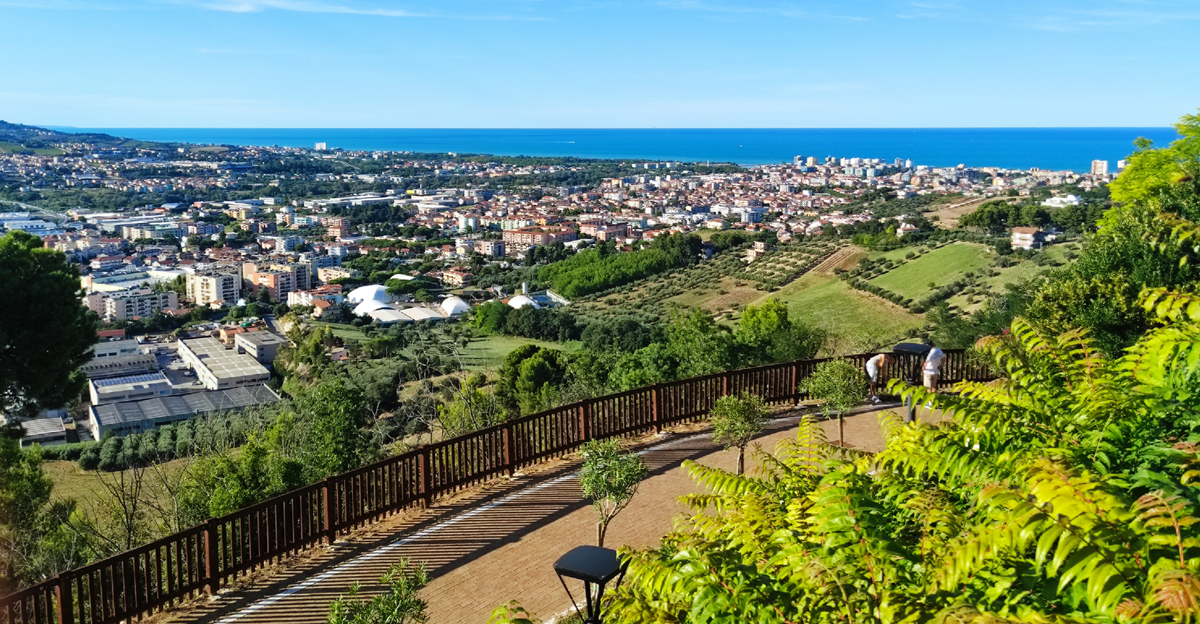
[0,349,990,624]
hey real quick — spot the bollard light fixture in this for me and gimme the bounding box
[553,545,627,624]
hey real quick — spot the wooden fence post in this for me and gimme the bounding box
[651,384,662,433]
[419,448,433,508]
[791,361,800,405]
[503,422,514,477]
[721,371,730,397]
[578,401,590,443]
[55,574,72,624]
[204,519,218,595]
[322,478,335,545]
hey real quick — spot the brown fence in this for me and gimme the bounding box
[0,349,989,624]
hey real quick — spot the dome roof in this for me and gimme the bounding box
[347,284,389,304]
[389,273,416,281]
[441,296,471,316]
[508,295,540,309]
[352,299,390,317]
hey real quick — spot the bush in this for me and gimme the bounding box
[35,441,97,462]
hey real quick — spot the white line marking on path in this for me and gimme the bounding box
[211,423,768,623]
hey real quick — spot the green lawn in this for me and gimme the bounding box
[460,335,579,370]
[313,321,368,341]
[751,273,924,349]
[869,243,993,300]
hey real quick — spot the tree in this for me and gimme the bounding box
[579,439,649,548]
[0,231,98,418]
[0,430,54,589]
[326,560,429,624]
[1109,110,1200,205]
[709,392,769,475]
[734,299,826,366]
[800,359,868,446]
[471,300,511,335]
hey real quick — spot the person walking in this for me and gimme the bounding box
[923,339,945,392]
[865,353,894,404]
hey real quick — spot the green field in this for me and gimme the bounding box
[750,273,924,351]
[313,321,368,341]
[0,141,64,156]
[868,243,993,300]
[460,335,579,370]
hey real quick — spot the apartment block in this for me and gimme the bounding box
[186,270,240,306]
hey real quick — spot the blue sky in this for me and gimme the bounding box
[1,0,1197,128]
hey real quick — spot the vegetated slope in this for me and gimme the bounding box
[538,234,701,299]
[755,272,923,351]
[868,242,993,301]
[0,120,149,150]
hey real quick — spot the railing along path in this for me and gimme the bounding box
[0,350,989,624]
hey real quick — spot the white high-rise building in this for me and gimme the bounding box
[1091,160,1109,175]
[315,142,328,151]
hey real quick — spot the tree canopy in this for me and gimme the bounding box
[0,231,98,418]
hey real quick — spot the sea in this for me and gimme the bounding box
[51,127,1182,173]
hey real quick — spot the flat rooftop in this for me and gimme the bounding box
[181,338,269,380]
[18,416,67,440]
[235,331,287,347]
[91,371,170,393]
[92,385,279,432]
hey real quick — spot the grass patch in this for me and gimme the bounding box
[868,243,992,301]
[753,273,923,348]
[44,458,191,517]
[460,335,578,370]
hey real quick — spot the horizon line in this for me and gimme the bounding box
[40,125,1179,131]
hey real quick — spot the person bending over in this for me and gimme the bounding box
[865,353,895,404]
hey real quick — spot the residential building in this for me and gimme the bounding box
[1011,226,1044,251]
[502,226,577,248]
[317,266,360,283]
[187,269,240,306]
[287,284,344,307]
[442,268,473,288]
[474,239,505,257]
[86,288,178,322]
[1091,160,1109,176]
[243,262,312,301]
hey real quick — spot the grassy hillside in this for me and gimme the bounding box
[868,243,993,301]
[750,272,924,352]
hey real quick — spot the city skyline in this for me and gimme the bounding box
[2,0,1198,129]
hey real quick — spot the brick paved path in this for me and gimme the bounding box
[167,405,922,624]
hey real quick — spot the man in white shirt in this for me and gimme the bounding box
[865,353,894,404]
[923,340,945,392]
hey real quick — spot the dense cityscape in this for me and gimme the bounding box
[1,9,1199,619]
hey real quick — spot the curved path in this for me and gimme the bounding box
[164,405,919,624]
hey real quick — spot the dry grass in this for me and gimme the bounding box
[925,196,1017,229]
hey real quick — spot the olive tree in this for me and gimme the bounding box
[710,392,769,475]
[579,439,649,548]
[800,359,869,447]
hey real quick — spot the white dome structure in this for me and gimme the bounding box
[508,295,540,310]
[347,284,389,305]
[441,296,471,316]
[389,273,417,281]
[353,299,390,317]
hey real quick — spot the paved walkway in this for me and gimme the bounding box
[166,405,922,624]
